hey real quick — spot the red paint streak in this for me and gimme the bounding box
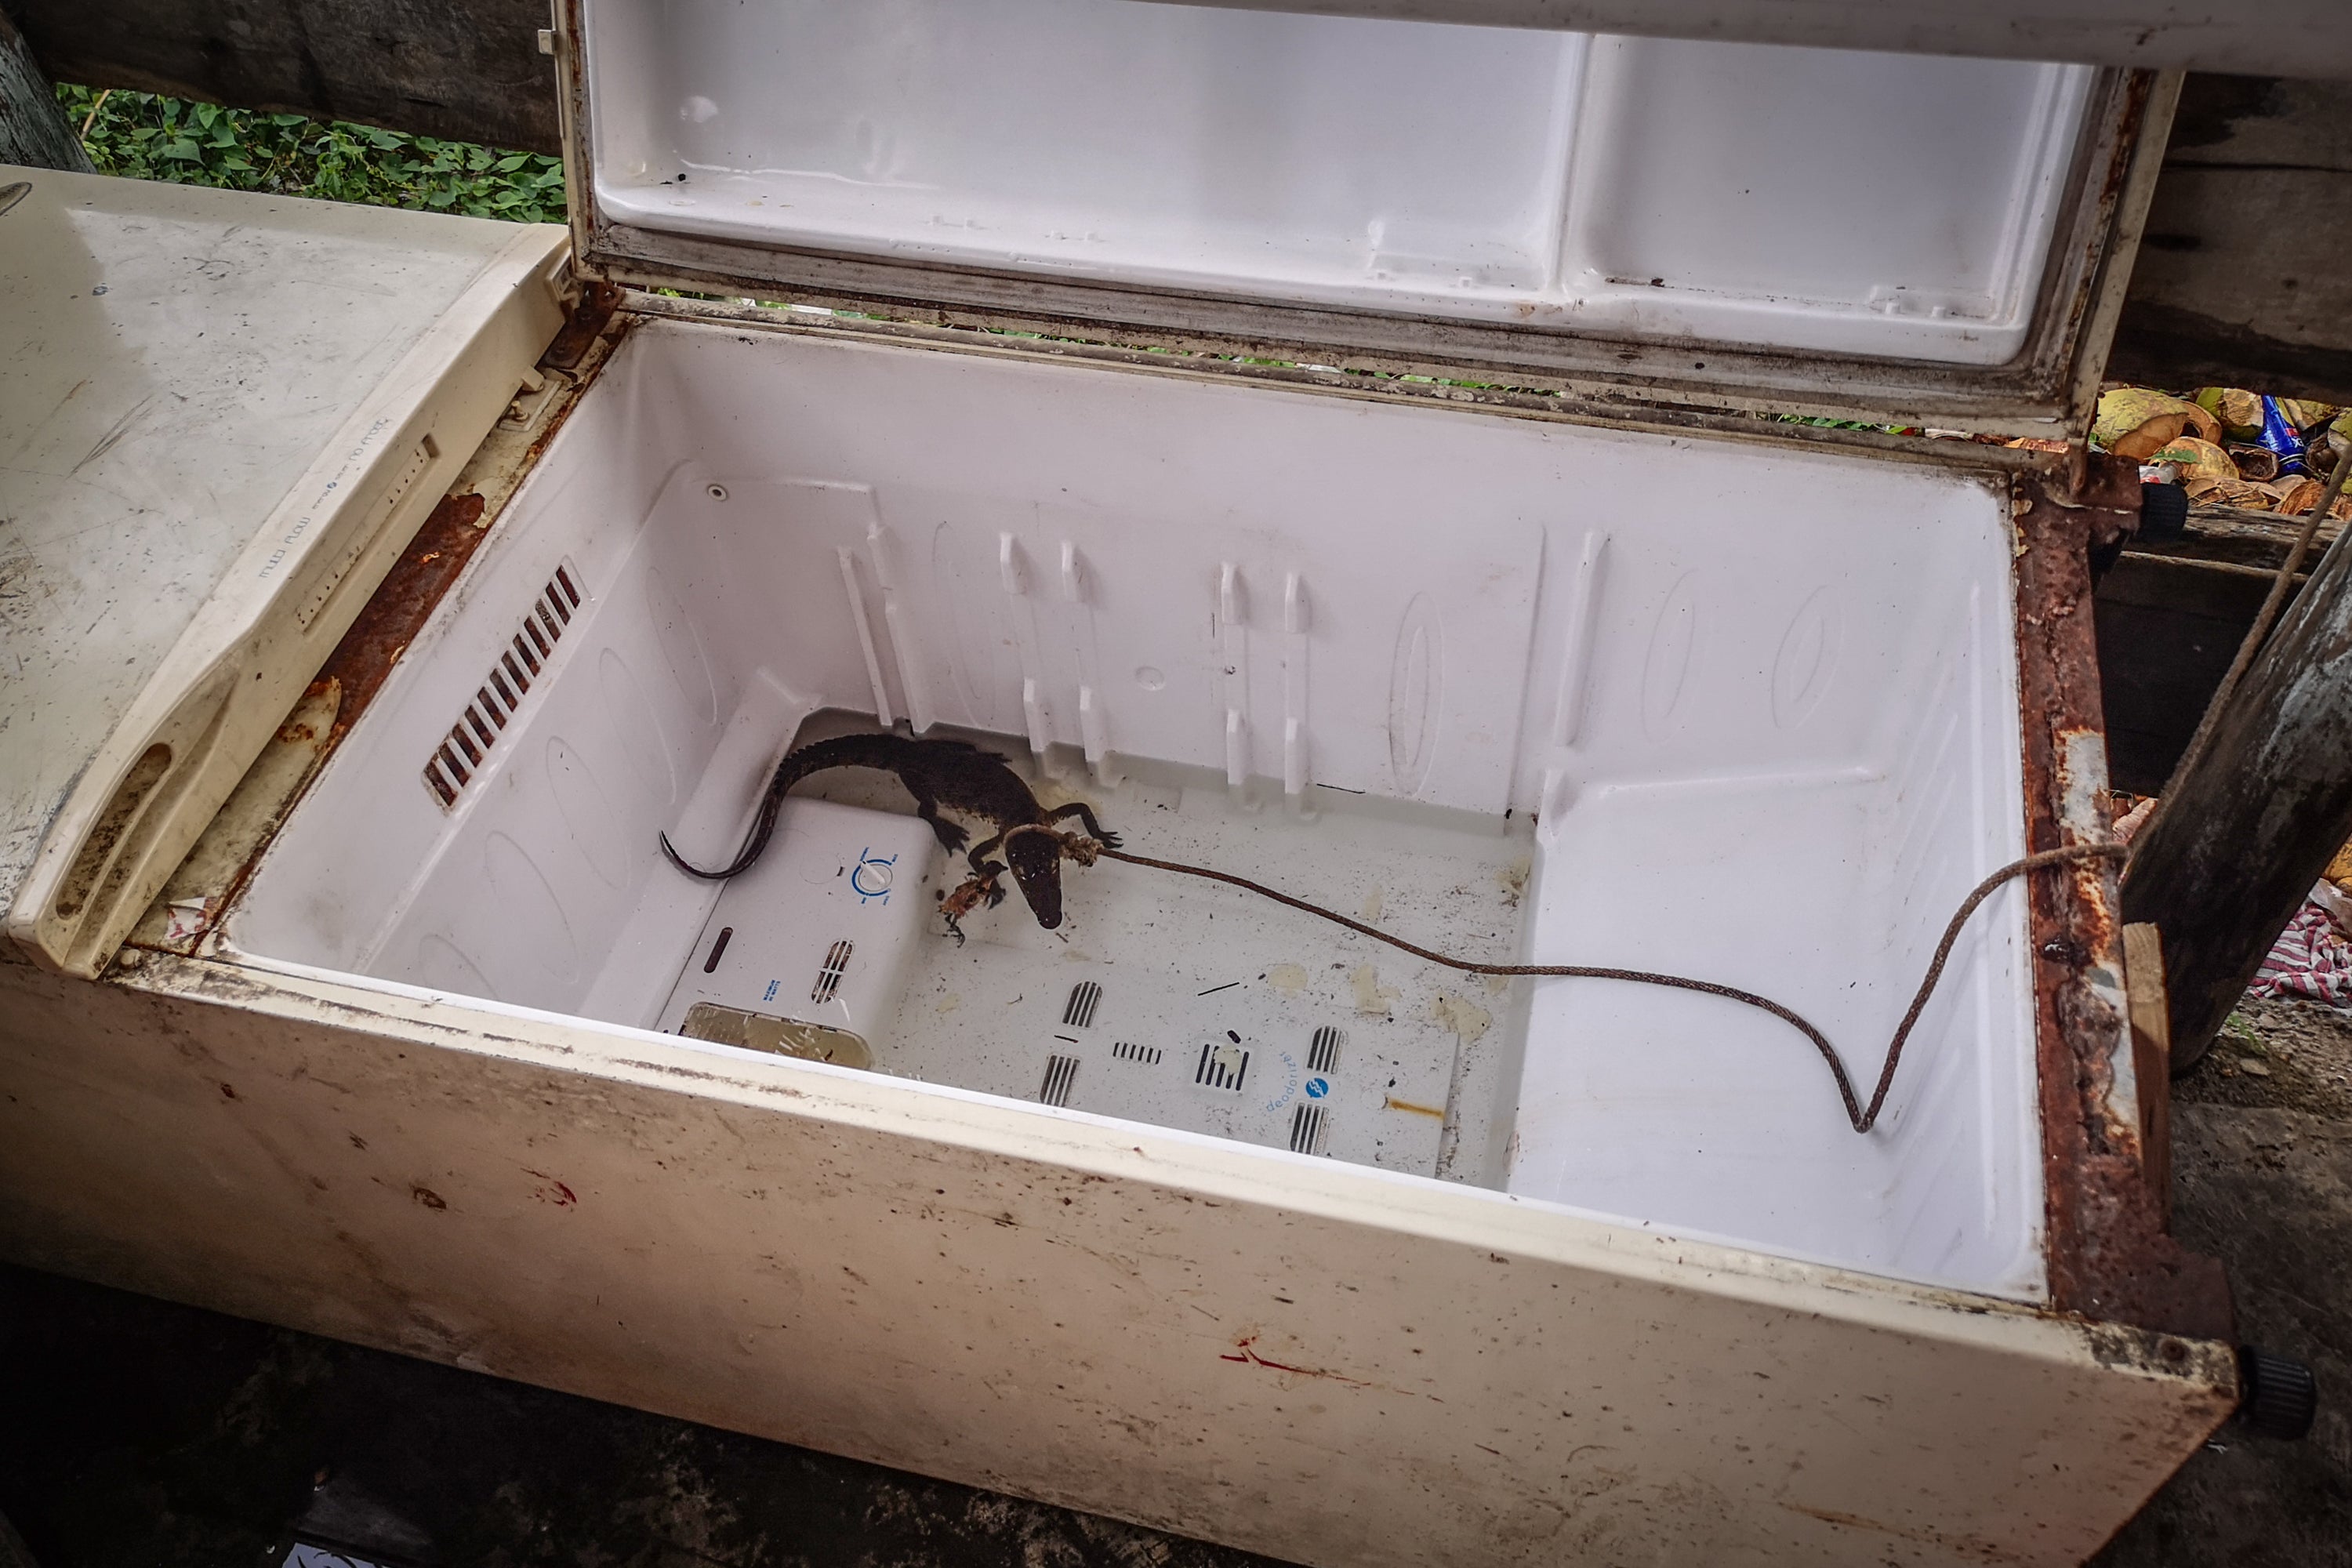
[524,1169,577,1207]
[1217,1335,1371,1388]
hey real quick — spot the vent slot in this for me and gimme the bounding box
[702,926,734,974]
[1195,1038,1250,1093]
[811,939,854,1004]
[419,560,585,810]
[1111,1040,1161,1065]
[1062,981,1103,1029]
[1039,1053,1080,1108]
[1289,1102,1328,1156]
[1308,1026,1344,1075]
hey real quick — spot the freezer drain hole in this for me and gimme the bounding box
[1307,1025,1343,1074]
[420,560,585,808]
[1289,1102,1328,1156]
[1062,981,1103,1029]
[1195,1040,1250,1092]
[1112,1040,1161,1065]
[811,940,853,1004]
[1039,1054,1080,1107]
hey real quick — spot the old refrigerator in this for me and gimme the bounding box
[1,3,2237,1563]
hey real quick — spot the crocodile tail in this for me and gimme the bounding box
[659,739,840,880]
[660,779,789,880]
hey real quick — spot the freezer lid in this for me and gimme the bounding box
[0,168,571,977]
[558,0,2170,434]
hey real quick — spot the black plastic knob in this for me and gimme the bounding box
[2236,1346,2318,1440]
[2140,480,2190,540]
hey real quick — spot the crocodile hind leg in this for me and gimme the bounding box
[915,797,970,855]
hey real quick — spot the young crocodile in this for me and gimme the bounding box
[659,733,1119,930]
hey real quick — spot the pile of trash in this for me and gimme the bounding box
[2094,387,2352,517]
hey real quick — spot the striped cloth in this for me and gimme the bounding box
[2250,898,2352,1007]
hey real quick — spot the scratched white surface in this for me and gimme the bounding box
[0,167,543,908]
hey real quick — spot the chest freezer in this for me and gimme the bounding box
[0,5,2240,1563]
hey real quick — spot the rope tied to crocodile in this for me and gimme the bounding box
[983,827,2127,1135]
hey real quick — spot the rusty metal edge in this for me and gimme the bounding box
[124,296,633,957]
[619,290,2082,480]
[2013,459,2234,1341]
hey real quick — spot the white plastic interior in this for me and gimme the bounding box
[583,0,2092,365]
[232,317,2042,1298]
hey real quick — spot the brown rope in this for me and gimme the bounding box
[1078,838,2126,1135]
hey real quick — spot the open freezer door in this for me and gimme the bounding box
[0,168,571,977]
[557,0,2173,434]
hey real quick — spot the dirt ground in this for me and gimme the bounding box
[2092,994,2352,1568]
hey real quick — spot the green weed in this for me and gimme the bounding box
[53,84,566,224]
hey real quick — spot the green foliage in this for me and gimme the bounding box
[53,84,567,224]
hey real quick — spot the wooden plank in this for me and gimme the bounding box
[982,1,2352,78]
[2121,514,2352,1068]
[2131,503,2345,572]
[0,7,92,170]
[2109,74,2352,404]
[2122,922,2172,1222]
[2095,546,2282,796]
[9,0,560,154]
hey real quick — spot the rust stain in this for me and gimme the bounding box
[165,299,623,954]
[543,281,625,371]
[1218,1334,1372,1388]
[1384,1097,1446,1120]
[2013,465,2233,1341]
[524,1168,578,1207]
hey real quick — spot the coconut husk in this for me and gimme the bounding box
[2194,387,2264,437]
[2097,388,2217,456]
[2278,399,2338,431]
[2151,435,2240,483]
[2275,477,2325,514]
[2230,445,2283,482]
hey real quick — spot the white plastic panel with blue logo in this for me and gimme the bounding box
[655,797,943,1054]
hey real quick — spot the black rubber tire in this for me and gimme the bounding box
[2237,1346,2318,1440]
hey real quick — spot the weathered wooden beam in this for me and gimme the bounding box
[2121,518,2352,1068]
[9,0,559,153]
[2096,551,2277,796]
[2107,74,2352,405]
[1,6,91,169]
[1080,1,2352,79]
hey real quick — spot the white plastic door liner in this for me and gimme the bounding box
[582,0,2092,365]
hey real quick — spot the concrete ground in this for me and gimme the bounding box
[2,1000,2347,1566]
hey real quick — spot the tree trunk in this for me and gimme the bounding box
[0,6,91,172]
[2122,521,2352,1068]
